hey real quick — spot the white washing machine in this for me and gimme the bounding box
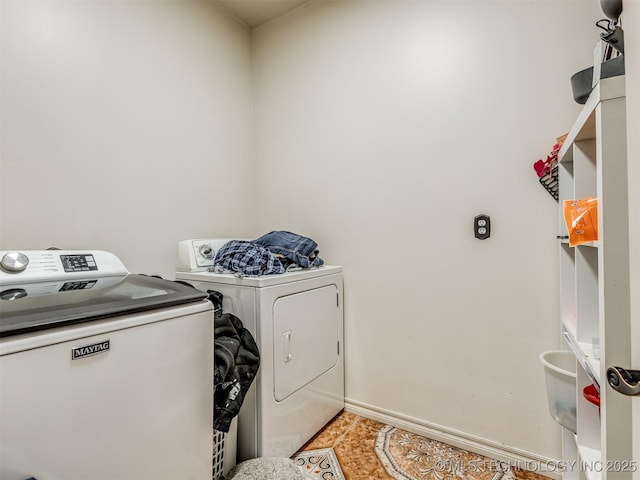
[176,239,344,461]
[0,250,214,480]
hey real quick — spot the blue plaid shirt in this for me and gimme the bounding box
[213,240,285,276]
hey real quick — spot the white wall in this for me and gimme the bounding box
[1,0,617,462]
[0,0,252,278]
[252,0,601,459]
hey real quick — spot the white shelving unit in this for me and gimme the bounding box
[557,75,633,480]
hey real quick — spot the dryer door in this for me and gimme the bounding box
[273,285,339,402]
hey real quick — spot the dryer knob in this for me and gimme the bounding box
[1,252,29,273]
[198,244,215,260]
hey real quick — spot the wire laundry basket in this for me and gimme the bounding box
[533,136,565,202]
[539,164,559,201]
[212,417,238,480]
[212,429,227,480]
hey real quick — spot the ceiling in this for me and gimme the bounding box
[216,0,313,28]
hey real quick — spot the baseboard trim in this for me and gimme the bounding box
[345,398,561,480]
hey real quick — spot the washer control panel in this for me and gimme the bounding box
[0,250,128,284]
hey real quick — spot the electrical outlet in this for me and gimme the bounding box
[474,214,491,240]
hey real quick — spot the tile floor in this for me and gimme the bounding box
[294,411,552,480]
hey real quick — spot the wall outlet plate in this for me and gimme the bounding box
[474,214,491,240]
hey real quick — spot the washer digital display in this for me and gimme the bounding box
[60,255,98,273]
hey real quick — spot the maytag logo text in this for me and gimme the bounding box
[72,340,110,360]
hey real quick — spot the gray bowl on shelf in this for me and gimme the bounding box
[570,55,625,104]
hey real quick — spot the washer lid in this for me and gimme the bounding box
[0,274,207,337]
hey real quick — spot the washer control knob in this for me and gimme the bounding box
[0,288,28,301]
[1,252,29,273]
[198,244,215,260]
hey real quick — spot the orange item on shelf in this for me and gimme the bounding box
[563,197,598,246]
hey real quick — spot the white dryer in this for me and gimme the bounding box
[176,239,344,461]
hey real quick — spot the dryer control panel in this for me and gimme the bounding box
[176,239,238,272]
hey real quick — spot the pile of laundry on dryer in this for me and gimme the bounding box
[212,231,324,276]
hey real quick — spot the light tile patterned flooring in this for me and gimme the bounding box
[295,411,552,480]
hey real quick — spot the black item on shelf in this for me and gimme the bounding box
[598,22,624,55]
[539,165,559,202]
[570,55,625,104]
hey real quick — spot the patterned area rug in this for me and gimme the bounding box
[292,447,346,480]
[375,425,516,480]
